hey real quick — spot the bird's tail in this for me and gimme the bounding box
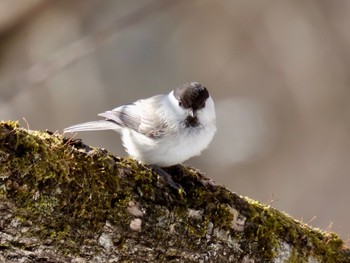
[63,120,120,133]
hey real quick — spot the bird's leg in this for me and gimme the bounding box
[150,165,185,194]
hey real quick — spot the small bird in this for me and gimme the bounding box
[64,82,216,167]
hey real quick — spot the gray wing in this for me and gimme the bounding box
[98,103,141,131]
[98,95,169,138]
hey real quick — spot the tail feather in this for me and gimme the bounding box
[64,120,120,133]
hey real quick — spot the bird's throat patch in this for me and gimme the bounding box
[185,116,200,127]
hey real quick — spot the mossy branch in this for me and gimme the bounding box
[0,121,349,262]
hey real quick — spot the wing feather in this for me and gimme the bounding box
[98,103,141,131]
[98,95,169,138]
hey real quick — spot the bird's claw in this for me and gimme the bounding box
[151,165,186,196]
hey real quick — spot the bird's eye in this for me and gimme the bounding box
[178,101,182,107]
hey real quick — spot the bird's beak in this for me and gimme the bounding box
[188,109,196,117]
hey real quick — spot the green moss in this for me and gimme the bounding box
[243,196,349,262]
[211,203,235,229]
[0,121,136,252]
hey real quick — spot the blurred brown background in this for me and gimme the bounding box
[1,0,349,240]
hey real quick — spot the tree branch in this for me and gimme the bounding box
[0,121,348,262]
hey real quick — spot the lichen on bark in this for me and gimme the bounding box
[0,120,349,262]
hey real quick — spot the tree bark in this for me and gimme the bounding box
[0,121,348,262]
